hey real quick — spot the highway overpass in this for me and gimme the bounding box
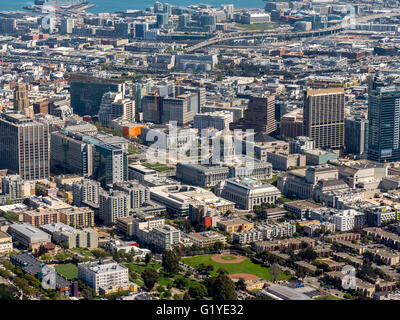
[186,12,400,53]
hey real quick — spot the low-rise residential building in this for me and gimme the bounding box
[254,237,315,252]
[371,249,400,266]
[233,229,263,244]
[257,222,296,240]
[303,221,336,236]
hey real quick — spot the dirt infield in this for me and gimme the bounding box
[229,273,261,281]
[211,254,246,264]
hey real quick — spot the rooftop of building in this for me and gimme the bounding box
[0,231,11,239]
[79,259,127,273]
[284,200,323,210]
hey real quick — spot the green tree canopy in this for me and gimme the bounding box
[162,250,181,274]
[141,267,159,291]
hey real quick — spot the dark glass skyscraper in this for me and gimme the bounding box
[368,76,400,162]
[69,74,124,116]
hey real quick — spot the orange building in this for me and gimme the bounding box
[122,125,146,138]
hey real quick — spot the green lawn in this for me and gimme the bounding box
[182,254,290,281]
[315,294,342,300]
[236,23,274,31]
[141,162,171,172]
[220,255,237,261]
[54,263,78,280]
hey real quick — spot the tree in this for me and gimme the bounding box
[92,249,107,259]
[188,283,208,299]
[236,278,247,291]
[217,267,229,275]
[213,241,224,252]
[0,284,19,300]
[183,291,191,300]
[173,277,188,289]
[145,253,152,265]
[212,272,237,300]
[270,263,281,282]
[141,267,159,291]
[298,247,317,262]
[162,250,181,274]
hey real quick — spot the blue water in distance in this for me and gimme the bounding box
[3,0,265,13]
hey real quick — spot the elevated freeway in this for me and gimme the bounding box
[186,12,400,53]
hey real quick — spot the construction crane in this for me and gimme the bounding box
[175,75,188,96]
[153,89,159,121]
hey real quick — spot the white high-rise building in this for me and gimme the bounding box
[332,209,361,231]
[99,190,130,225]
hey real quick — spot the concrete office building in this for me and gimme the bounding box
[182,87,206,113]
[161,93,196,126]
[78,259,129,293]
[128,164,158,182]
[0,18,16,35]
[227,159,273,181]
[60,18,75,34]
[176,163,230,187]
[7,223,51,251]
[0,114,50,181]
[99,190,130,225]
[72,179,101,206]
[13,82,29,112]
[142,94,163,124]
[149,185,234,215]
[51,131,94,177]
[69,74,125,116]
[368,77,400,162]
[215,177,281,210]
[230,95,277,134]
[345,116,369,157]
[280,112,304,138]
[194,111,233,131]
[303,88,345,149]
[267,152,306,170]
